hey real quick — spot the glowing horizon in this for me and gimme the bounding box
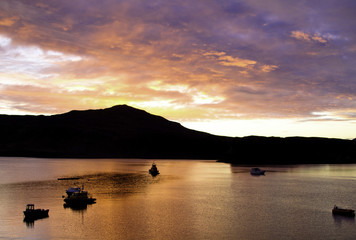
[0,0,355,139]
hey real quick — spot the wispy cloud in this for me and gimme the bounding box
[204,51,257,68]
[291,30,328,43]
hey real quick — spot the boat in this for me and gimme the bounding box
[250,167,266,175]
[332,205,355,217]
[65,187,81,197]
[23,204,49,220]
[58,177,80,181]
[149,162,160,176]
[63,186,96,205]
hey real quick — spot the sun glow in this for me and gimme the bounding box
[148,81,190,93]
[192,93,225,105]
[182,118,356,139]
[1,1,356,139]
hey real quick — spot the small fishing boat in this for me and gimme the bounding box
[332,205,355,217]
[63,186,96,205]
[23,204,49,220]
[149,162,160,176]
[250,167,266,176]
[64,191,96,205]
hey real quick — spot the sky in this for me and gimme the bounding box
[0,0,355,139]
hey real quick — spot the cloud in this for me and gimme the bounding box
[219,55,257,68]
[260,65,279,73]
[0,16,19,26]
[0,34,83,82]
[204,51,257,68]
[291,30,328,43]
[0,0,355,135]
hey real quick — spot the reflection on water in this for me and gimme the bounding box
[63,202,93,211]
[333,214,355,228]
[24,217,49,229]
[24,219,35,228]
[0,158,356,239]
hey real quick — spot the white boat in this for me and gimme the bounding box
[250,167,266,175]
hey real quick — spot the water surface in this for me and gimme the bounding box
[0,158,355,239]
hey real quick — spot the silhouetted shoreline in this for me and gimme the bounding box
[0,105,355,164]
[219,136,356,164]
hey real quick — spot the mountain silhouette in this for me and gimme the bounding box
[0,105,230,159]
[0,104,355,164]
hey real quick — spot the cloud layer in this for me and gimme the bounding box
[0,0,355,137]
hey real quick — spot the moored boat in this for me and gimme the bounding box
[149,162,160,176]
[64,191,96,205]
[23,204,49,220]
[332,205,355,217]
[63,186,96,205]
[250,167,266,175]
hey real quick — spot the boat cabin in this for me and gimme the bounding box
[26,204,35,211]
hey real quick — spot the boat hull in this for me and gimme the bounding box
[64,198,96,205]
[149,169,160,176]
[63,188,96,206]
[332,208,355,217]
[250,168,265,175]
[23,209,49,220]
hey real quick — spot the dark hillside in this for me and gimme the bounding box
[221,136,356,164]
[0,105,231,159]
[0,105,355,164]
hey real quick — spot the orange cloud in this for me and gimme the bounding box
[291,30,328,44]
[204,51,256,68]
[0,16,19,26]
[261,64,279,73]
[290,31,311,41]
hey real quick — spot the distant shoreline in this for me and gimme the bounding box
[0,105,355,165]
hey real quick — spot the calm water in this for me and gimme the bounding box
[0,158,356,240]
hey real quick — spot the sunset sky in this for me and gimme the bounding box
[0,0,355,139]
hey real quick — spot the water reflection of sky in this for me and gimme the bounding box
[1,158,356,239]
[230,164,356,180]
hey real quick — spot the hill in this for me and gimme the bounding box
[0,104,355,164]
[222,136,356,164]
[0,105,231,159]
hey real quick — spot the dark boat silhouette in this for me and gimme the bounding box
[58,177,80,180]
[23,204,49,220]
[149,162,160,176]
[250,167,266,176]
[63,186,96,206]
[332,205,355,217]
